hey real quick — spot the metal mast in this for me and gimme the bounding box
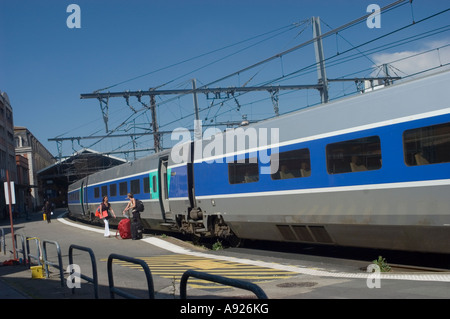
[57,1,407,159]
[149,94,160,152]
[312,16,329,104]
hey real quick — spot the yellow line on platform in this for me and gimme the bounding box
[101,254,298,289]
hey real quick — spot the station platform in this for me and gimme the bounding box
[1,209,449,302]
[0,210,93,299]
[0,259,61,299]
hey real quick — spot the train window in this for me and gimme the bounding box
[403,122,450,166]
[152,175,157,193]
[101,185,107,197]
[68,191,79,202]
[271,148,311,180]
[94,187,100,198]
[326,136,382,174]
[143,177,150,194]
[119,182,128,196]
[109,184,117,197]
[228,157,259,184]
[131,179,140,194]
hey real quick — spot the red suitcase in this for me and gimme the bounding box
[116,219,131,239]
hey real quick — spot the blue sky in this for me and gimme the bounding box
[1,0,449,160]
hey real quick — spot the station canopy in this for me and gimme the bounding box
[37,148,127,185]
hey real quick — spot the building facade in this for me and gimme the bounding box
[0,91,17,218]
[14,127,55,210]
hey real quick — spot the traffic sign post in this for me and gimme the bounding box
[4,170,16,259]
[4,181,15,205]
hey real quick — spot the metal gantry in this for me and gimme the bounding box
[51,4,406,159]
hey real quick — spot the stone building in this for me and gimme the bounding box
[0,91,17,218]
[14,126,55,210]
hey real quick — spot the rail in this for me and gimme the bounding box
[107,254,155,299]
[42,240,65,287]
[26,237,42,267]
[0,228,4,255]
[14,234,26,264]
[68,244,99,299]
[180,270,268,299]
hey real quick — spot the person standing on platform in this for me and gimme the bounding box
[123,192,143,240]
[99,196,116,238]
[42,199,52,223]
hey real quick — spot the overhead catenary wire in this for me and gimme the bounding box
[60,1,450,159]
[159,25,450,132]
[94,20,308,93]
[89,7,450,155]
[253,10,450,93]
[144,1,420,118]
[194,0,410,90]
[118,1,413,130]
[272,23,450,86]
[56,20,310,148]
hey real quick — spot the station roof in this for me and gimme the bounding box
[37,148,127,183]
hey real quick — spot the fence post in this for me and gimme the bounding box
[68,244,99,299]
[42,240,64,287]
[180,270,268,299]
[0,228,5,255]
[14,234,26,264]
[25,236,42,266]
[107,253,155,299]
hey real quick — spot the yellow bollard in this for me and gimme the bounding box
[30,265,45,279]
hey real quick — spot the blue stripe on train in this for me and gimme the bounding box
[193,114,450,197]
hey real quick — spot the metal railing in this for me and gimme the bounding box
[9,233,269,300]
[0,228,5,255]
[180,270,268,299]
[26,237,42,266]
[68,244,99,299]
[14,234,26,264]
[42,240,64,287]
[107,254,155,299]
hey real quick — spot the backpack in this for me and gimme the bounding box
[135,199,144,212]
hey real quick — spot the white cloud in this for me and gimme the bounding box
[371,39,450,77]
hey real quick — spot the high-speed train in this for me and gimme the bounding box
[68,70,450,254]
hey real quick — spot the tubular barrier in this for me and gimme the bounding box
[68,244,99,299]
[0,228,5,255]
[14,234,26,264]
[107,254,155,299]
[180,270,268,299]
[42,240,64,287]
[26,237,42,266]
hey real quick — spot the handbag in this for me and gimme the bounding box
[95,205,109,219]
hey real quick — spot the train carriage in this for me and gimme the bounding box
[69,69,450,254]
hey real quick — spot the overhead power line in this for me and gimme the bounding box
[54,0,450,160]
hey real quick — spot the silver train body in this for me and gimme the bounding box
[69,70,450,254]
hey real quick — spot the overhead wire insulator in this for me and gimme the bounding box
[269,89,280,116]
[98,96,109,133]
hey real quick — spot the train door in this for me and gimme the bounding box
[159,157,172,220]
[80,178,89,216]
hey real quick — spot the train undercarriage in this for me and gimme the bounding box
[175,209,233,239]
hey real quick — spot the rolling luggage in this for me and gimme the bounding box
[131,211,143,240]
[116,219,131,239]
